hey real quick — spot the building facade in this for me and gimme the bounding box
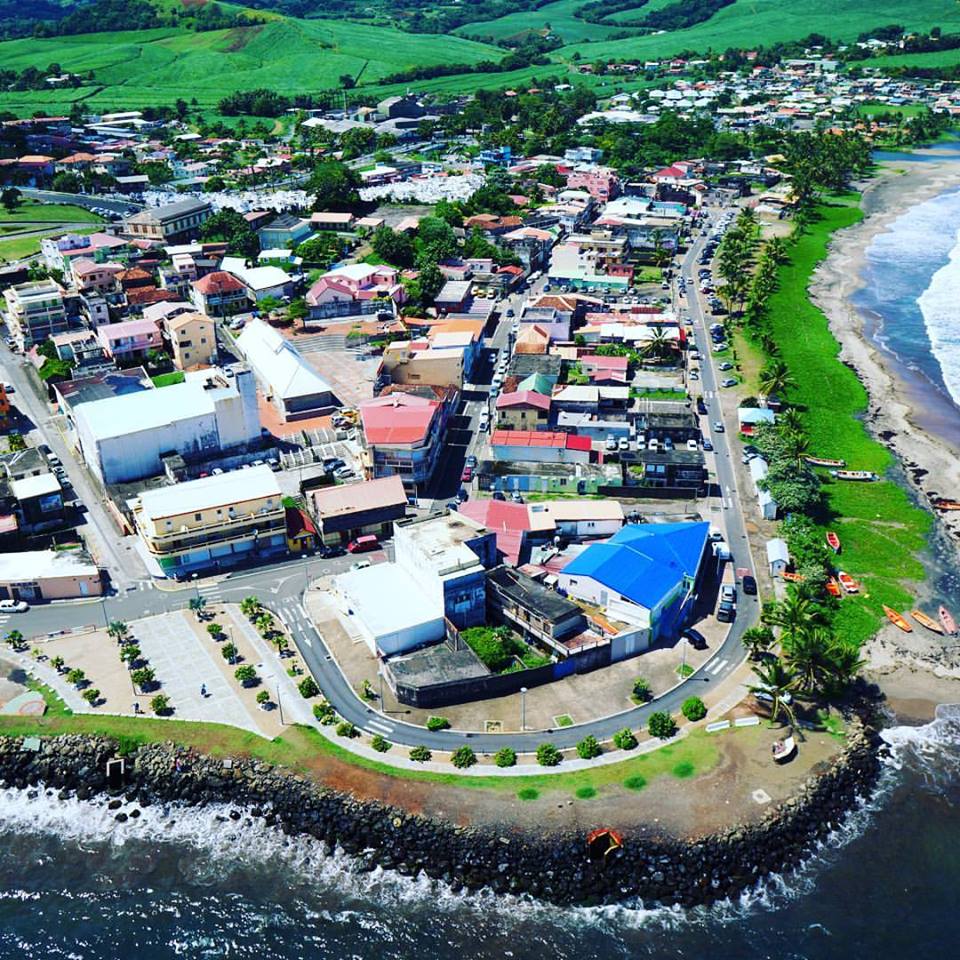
[3,280,67,350]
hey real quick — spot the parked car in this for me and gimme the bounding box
[618,437,630,451]
[457,488,469,503]
[742,574,758,595]
[511,490,524,503]
[492,491,506,501]
[703,438,714,451]
[461,466,473,482]
[350,559,372,571]
[720,584,737,604]
[465,455,478,469]
[319,544,345,558]
[686,438,699,451]
[713,421,725,433]
[479,411,490,431]
[721,377,738,388]
[347,535,379,554]
[605,435,617,451]
[696,397,708,415]
[717,600,736,623]
[718,361,733,371]
[0,599,28,612]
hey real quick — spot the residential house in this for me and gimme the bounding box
[0,550,103,601]
[490,430,592,464]
[635,450,708,491]
[97,317,163,364]
[458,499,533,566]
[309,475,407,546]
[495,390,551,431]
[749,456,778,520]
[191,271,249,315]
[258,213,312,249]
[566,164,620,201]
[738,406,776,435]
[41,232,131,272]
[525,499,624,540]
[305,263,405,320]
[122,198,212,243]
[70,258,123,297]
[50,330,110,375]
[167,311,217,370]
[221,257,294,304]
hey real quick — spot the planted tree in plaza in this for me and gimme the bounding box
[426,716,450,731]
[131,667,155,691]
[221,642,238,664]
[206,623,224,640]
[107,620,128,642]
[536,743,562,767]
[82,688,100,706]
[150,694,170,715]
[255,613,275,638]
[312,700,335,723]
[335,720,357,738]
[66,668,85,688]
[741,626,775,660]
[631,677,653,702]
[256,690,270,708]
[749,659,798,729]
[371,734,391,753]
[120,643,141,665]
[648,711,677,740]
[51,655,65,673]
[234,665,257,687]
[189,597,208,619]
[240,597,262,619]
[298,676,319,699]
[5,630,24,651]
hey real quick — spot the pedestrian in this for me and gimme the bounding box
[200,683,207,698]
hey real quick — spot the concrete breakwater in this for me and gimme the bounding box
[0,721,884,907]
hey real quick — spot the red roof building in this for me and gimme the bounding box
[359,394,449,487]
[490,429,592,464]
[458,499,531,566]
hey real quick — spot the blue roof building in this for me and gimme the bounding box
[558,521,710,643]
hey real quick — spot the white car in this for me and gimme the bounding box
[351,560,371,571]
[687,439,699,451]
[0,599,28,612]
[618,437,630,451]
[605,436,617,451]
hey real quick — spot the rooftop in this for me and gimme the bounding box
[0,549,98,581]
[10,473,60,500]
[136,465,280,521]
[360,393,440,446]
[310,475,406,519]
[491,430,592,452]
[237,320,332,401]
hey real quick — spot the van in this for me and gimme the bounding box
[347,534,379,554]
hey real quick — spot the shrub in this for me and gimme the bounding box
[234,665,257,686]
[51,655,65,672]
[681,696,707,722]
[536,743,562,767]
[66,668,85,687]
[256,690,270,706]
[451,745,477,769]
[335,720,357,738]
[517,787,539,801]
[632,677,652,701]
[426,715,450,731]
[576,735,601,760]
[409,745,432,763]
[298,676,320,699]
[575,786,596,799]
[494,746,517,768]
[119,643,140,664]
[131,667,155,689]
[460,625,520,672]
[81,688,100,705]
[150,694,170,715]
[648,711,677,739]
[206,623,223,639]
[221,642,238,663]
[371,734,391,752]
[312,700,335,721]
[612,727,638,751]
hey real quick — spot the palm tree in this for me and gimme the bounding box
[189,596,207,619]
[758,359,796,399]
[749,658,798,728]
[107,620,128,642]
[824,641,867,692]
[781,430,811,469]
[783,627,834,696]
[778,407,805,436]
[641,327,674,363]
[240,596,262,619]
[765,236,789,265]
[763,588,826,645]
[741,626,775,660]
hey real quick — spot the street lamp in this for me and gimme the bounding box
[520,686,527,732]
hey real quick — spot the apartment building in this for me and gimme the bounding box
[133,465,287,577]
[3,279,67,350]
[167,311,216,370]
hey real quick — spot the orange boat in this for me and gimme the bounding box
[941,606,959,636]
[910,609,943,634]
[826,531,841,554]
[826,578,842,597]
[934,499,960,512]
[883,605,913,632]
[586,828,623,860]
[782,571,805,583]
[837,571,860,594]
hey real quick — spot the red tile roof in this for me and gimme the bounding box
[193,271,245,294]
[491,430,591,451]
[495,390,551,411]
[360,393,440,446]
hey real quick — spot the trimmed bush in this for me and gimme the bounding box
[220,642,238,663]
[576,735,602,760]
[298,676,320,699]
[256,690,270,706]
[648,711,677,739]
[494,746,517,768]
[371,734,391,752]
[130,667,155,689]
[409,745,432,763]
[81,688,100,705]
[426,715,450,731]
[450,745,477,769]
[681,696,707,722]
[536,743,562,767]
[234,665,257,686]
[66,668,85,687]
[612,727,638,751]
[312,700,334,721]
[206,623,223,639]
[335,720,357,738]
[632,676,652,701]
[150,694,170,715]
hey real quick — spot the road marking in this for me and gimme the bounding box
[708,658,729,675]
[366,720,392,734]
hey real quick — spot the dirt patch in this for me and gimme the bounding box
[223,24,264,53]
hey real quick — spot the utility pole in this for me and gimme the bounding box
[520,686,527,732]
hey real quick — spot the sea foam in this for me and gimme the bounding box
[917,234,960,406]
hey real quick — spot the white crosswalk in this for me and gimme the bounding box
[366,719,393,735]
[708,657,730,675]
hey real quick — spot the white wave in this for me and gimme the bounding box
[917,235,960,406]
[881,702,960,792]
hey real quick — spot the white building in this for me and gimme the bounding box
[748,456,778,520]
[74,368,261,484]
[221,257,293,303]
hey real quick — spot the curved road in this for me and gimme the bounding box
[10,208,760,753]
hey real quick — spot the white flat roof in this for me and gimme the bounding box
[337,563,442,637]
[137,465,280,520]
[0,549,98,581]
[10,473,61,500]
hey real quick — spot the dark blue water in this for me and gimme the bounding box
[0,709,957,960]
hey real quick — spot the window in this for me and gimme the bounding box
[194,513,202,521]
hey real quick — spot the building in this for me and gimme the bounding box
[305,263,405,320]
[123,198,212,243]
[457,499,533,566]
[495,390,552,431]
[359,393,449,490]
[96,317,163,364]
[8,472,64,530]
[133,465,286,577]
[221,257,294,303]
[558,521,710,645]
[738,406,776,435]
[258,213,312,250]
[236,319,336,420]
[526,499,624,540]
[767,537,789,576]
[190,271,249,315]
[309,475,407,546]
[3,279,67,350]
[167,311,216,370]
[635,450,708,491]
[749,456,778,520]
[490,430,592,464]
[74,368,261,484]
[0,385,10,432]
[0,549,103,601]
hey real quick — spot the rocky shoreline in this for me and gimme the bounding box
[0,717,885,907]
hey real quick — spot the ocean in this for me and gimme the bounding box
[0,708,956,960]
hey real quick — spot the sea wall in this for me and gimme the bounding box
[0,719,884,907]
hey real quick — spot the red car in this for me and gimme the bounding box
[461,466,473,482]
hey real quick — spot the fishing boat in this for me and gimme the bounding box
[883,605,913,632]
[825,531,841,553]
[772,736,796,764]
[940,605,959,636]
[830,469,879,482]
[933,499,960,512]
[782,571,805,583]
[837,571,860,594]
[805,456,846,468]
[910,609,943,634]
[826,578,842,598]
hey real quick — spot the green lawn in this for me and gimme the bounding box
[764,197,932,646]
[0,201,103,225]
[151,371,186,388]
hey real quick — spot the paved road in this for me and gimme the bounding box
[20,188,141,215]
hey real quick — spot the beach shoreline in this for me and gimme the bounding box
[809,147,960,707]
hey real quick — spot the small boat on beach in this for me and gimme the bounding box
[772,736,796,764]
[830,470,879,482]
[837,571,860,594]
[883,605,913,632]
[910,609,943,634]
[826,531,841,554]
[933,499,960,512]
[940,605,959,636]
[805,456,846,468]
[826,578,842,598]
[782,571,805,583]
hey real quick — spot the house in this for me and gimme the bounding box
[133,465,286,578]
[41,232,131,272]
[191,271,249,315]
[378,335,470,391]
[458,499,532,566]
[3,280,67,350]
[495,390,551,431]
[51,330,110,375]
[580,354,629,385]
[507,353,562,389]
[122,198,212,242]
[309,212,356,231]
[309,475,407,546]
[636,450,708,491]
[551,385,630,418]
[237,319,336,420]
[490,430,592,464]
[97,317,163,364]
[8,472,64,531]
[514,324,550,355]
[359,393,450,490]
[70,258,123,296]
[525,499,624,540]
[639,410,701,443]
[257,213,312,249]
[167,311,217,370]
[305,263,405,320]
[738,406,776,435]
[221,257,294,304]
[749,456,778,520]
[0,385,10,433]
[0,549,103,601]
[558,521,711,645]
[566,165,620,201]
[767,537,790,576]
[434,280,472,313]
[74,368,260,485]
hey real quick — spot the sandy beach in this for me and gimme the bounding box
[809,148,960,711]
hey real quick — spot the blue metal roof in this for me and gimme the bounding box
[562,521,710,609]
